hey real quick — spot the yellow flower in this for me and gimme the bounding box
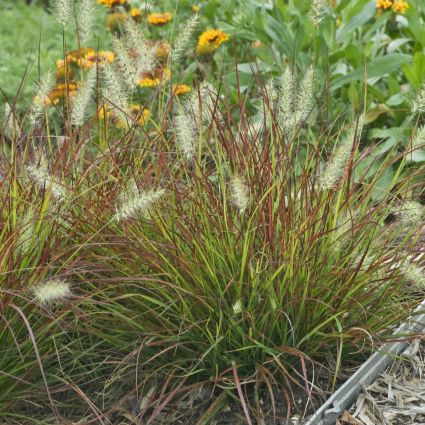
[55,59,75,81]
[138,67,171,88]
[196,29,229,55]
[147,12,173,25]
[192,5,200,13]
[97,0,127,7]
[100,104,150,127]
[78,51,115,68]
[66,48,96,64]
[35,82,78,106]
[392,0,409,12]
[172,84,191,96]
[98,105,112,121]
[117,105,150,128]
[151,41,170,62]
[376,0,393,9]
[130,8,142,21]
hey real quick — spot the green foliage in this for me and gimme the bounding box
[0,0,424,422]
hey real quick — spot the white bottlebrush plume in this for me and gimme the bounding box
[319,116,364,190]
[112,36,139,90]
[26,159,68,203]
[111,20,155,91]
[33,279,72,305]
[71,67,96,127]
[310,0,328,26]
[77,0,95,43]
[123,19,155,74]
[230,175,250,214]
[295,66,314,124]
[29,73,55,127]
[278,68,295,129]
[401,262,425,288]
[101,64,130,125]
[17,209,36,255]
[392,200,425,224]
[115,183,165,221]
[172,14,199,64]
[411,84,425,116]
[175,109,197,162]
[51,0,74,28]
[411,125,425,151]
[2,102,19,139]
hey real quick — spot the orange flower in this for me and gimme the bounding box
[147,12,173,25]
[196,29,229,55]
[97,0,127,7]
[130,8,142,21]
[117,105,150,128]
[392,0,409,12]
[66,48,96,64]
[376,0,393,9]
[138,68,171,88]
[172,84,191,96]
[78,51,115,68]
[55,59,75,81]
[99,104,150,127]
[36,82,78,106]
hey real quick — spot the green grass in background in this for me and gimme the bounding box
[0,0,110,110]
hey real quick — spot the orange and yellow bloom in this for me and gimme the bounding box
[196,29,229,55]
[391,0,409,12]
[147,12,173,25]
[172,84,191,96]
[138,68,171,88]
[97,0,127,7]
[376,0,409,12]
[130,8,142,21]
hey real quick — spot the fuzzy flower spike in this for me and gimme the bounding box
[33,279,72,305]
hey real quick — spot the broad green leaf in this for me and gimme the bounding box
[332,54,412,90]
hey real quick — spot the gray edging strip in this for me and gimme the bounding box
[303,298,425,425]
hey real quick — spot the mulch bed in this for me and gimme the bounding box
[339,339,425,425]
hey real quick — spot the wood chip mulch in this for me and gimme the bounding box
[339,339,425,425]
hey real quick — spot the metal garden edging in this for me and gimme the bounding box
[303,298,425,425]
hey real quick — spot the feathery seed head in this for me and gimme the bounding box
[71,67,96,127]
[33,279,72,305]
[310,0,328,26]
[101,63,130,125]
[411,84,425,116]
[411,125,425,151]
[51,0,74,28]
[172,14,199,64]
[401,262,425,288]
[319,115,364,190]
[2,102,19,140]
[295,66,315,124]
[175,110,197,162]
[26,160,68,203]
[278,68,295,129]
[230,175,250,215]
[392,201,425,224]
[115,185,165,221]
[78,0,96,43]
[29,73,55,126]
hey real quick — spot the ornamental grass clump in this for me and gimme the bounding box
[69,76,424,421]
